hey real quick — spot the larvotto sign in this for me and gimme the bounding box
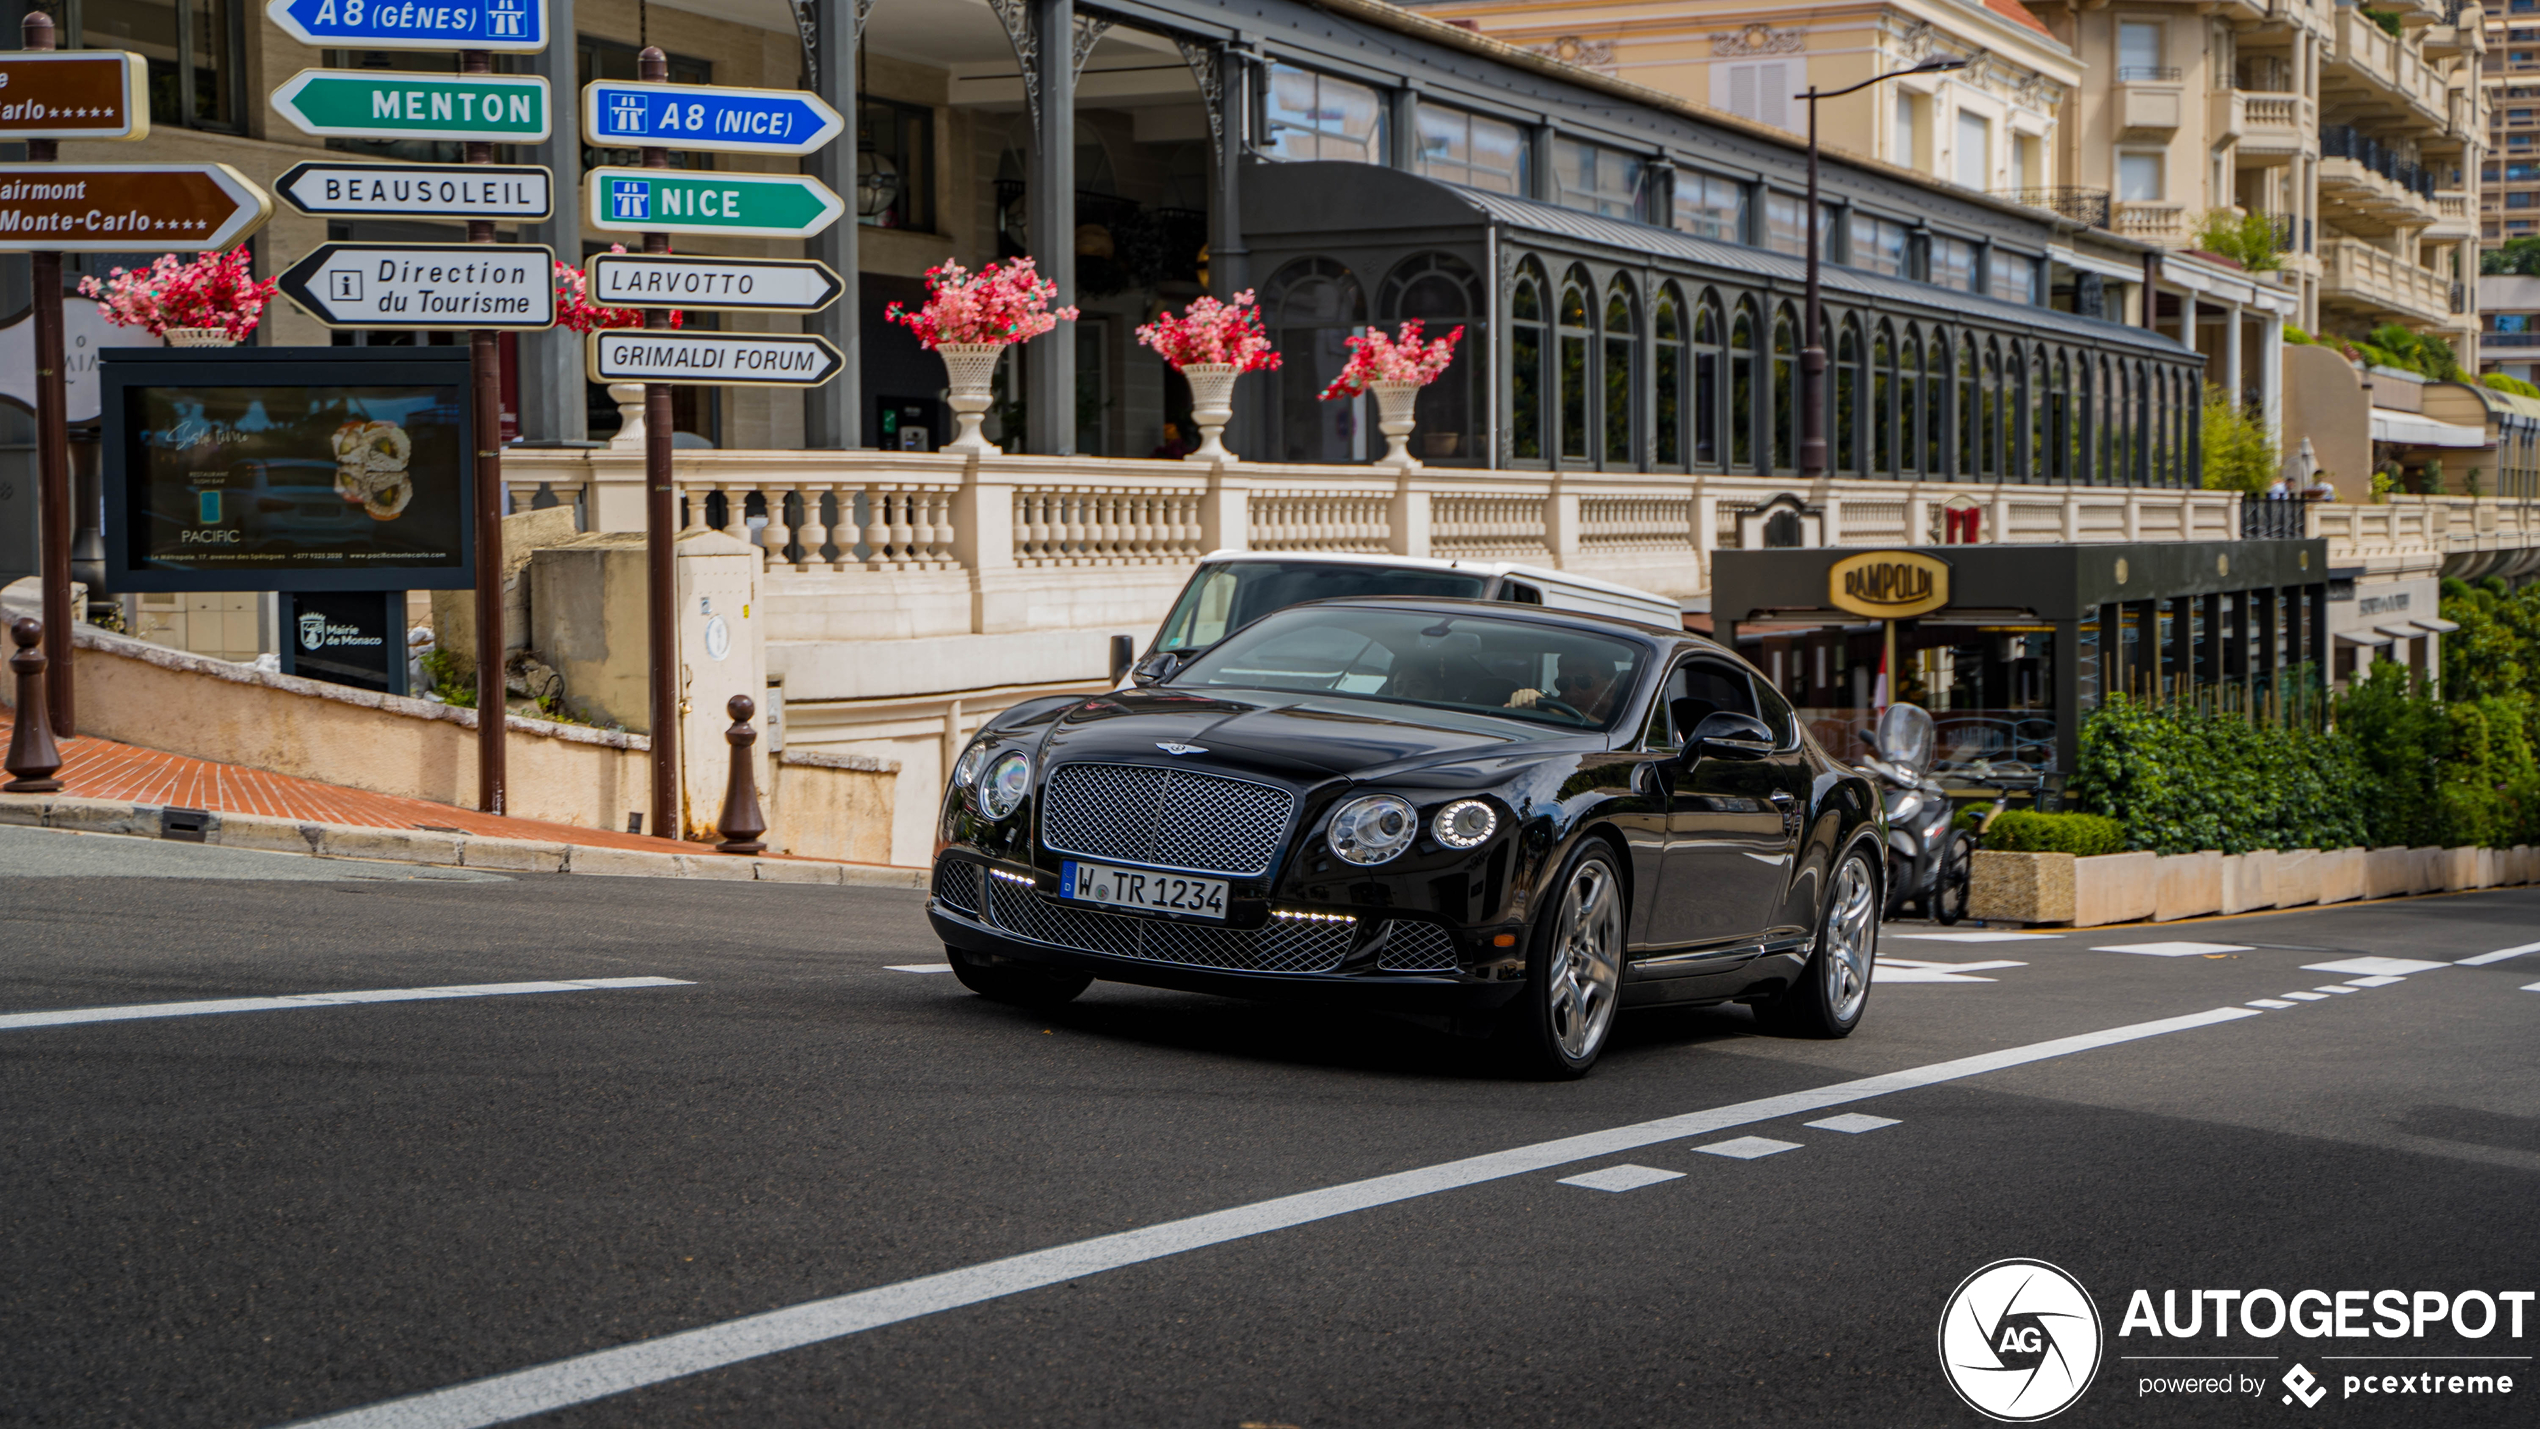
[1827,550,1952,619]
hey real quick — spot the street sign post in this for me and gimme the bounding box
[587,330,842,387]
[276,161,552,221]
[278,242,557,329]
[0,50,148,140]
[270,70,550,143]
[585,167,843,240]
[586,253,841,313]
[0,163,272,252]
[581,80,843,156]
[266,0,548,51]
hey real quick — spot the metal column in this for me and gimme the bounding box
[803,0,859,449]
[1025,0,1076,456]
[519,0,586,446]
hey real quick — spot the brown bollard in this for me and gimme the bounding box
[5,617,65,793]
[715,694,768,855]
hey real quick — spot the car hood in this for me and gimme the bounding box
[1031,686,1592,783]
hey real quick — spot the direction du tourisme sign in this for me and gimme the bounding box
[279,243,557,330]
[265,0,549,51]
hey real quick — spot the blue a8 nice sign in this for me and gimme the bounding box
[264,0,549,52]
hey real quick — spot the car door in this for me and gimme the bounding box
[1648,657,1798,954]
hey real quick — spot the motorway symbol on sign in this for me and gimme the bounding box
[581,80,844,156]
[0,51,149,141]
[0,163,271,253]
[585,167,843,239]
[277,162,553,221]
[278,242,558,330]
[586,329,841,387]
[270,70,550,143]
[266,0,548,51]
[586,254,842,313]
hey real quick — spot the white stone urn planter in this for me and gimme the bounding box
[1369,378,1423,470]
[164,326,236,348]
[1179,361,1240,463]
[937,341,1007,456]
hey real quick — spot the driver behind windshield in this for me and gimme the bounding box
[1507,653,1622,722]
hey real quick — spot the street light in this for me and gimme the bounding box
[1798,53,1968,477]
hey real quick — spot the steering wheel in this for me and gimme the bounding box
[1530,696,1588,722]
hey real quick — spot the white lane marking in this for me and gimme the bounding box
[2304,957,2450,976]
[2344,976,2405,988]
[0,978,693,1032]
[1694,1136,1803,1160]
[2283,991,2330,1001]
[2523,982,2540,993]
[1558,1164,1684,1193]
[2313,986,2360,995]
[274,1005,2260,1429]
[1805,1113,1898,1134]
[2091,941,2252,956]
[2458,941,2540,966]
[2247,999,2298,1009]
[1875,959,2026,984]
[1887,931,2064,943]
[884,965,957,974]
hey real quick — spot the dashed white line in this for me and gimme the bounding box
[885,965,957,974]
[2313,986,2360,995]
[1694,1136,1803,1160]
[273,1004,2261,1429]
[2304,957,2450,977]
[1805,1113,1899,1134]
[1558,1164,1683,1193]
[2522,982,2540,993]
[2460,941,2540,966]
[1888,931,2064,943]
[2091,941,2253,957]
[2283,992,2331,1001]
[0,978,694,1032]
[2344,976,2405,988]
[2247,999,2298,1009]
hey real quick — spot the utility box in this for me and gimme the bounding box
[675,526,766,841]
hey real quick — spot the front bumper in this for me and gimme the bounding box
[928,856,1524,1012]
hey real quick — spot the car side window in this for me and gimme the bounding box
[1641,656,1765,751]
[1495,580,1543,605]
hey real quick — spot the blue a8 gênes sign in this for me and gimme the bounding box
[582,80,843,156]
[265,0,549,52]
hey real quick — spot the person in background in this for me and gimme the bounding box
[1149,422,1192,460]
[1507,654,1622,722]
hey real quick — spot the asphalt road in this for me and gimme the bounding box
[2,823,2535,1428]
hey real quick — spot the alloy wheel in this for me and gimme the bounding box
[1822,857,1877,1022]
[1547,858,1623,1060]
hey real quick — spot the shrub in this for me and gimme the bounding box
[2484,372,2540,399]
[1983,810,2127,857]
[2074,696,2368,854]
[2192,209,2285,273]
[2200,385,2278,493]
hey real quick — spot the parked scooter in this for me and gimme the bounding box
[1855,703,1974,924]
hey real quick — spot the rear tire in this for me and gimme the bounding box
[1497,842,1627,1079]
[947,946,1092,1008]
[1934,831,1975,926]
[1757,848,1877,1039]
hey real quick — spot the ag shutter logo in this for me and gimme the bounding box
[1939,1259,2104,1421]
[2283,1362,2327,1408]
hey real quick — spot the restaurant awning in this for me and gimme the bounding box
[2370,408,2488,448]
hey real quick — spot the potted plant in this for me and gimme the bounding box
[79,248,279,347]
[1134,289,1279,463]
[554,245,682,448]
[1318,319,1464,470]
[887,258,1077,456]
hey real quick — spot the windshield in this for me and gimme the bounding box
[1173,606,1650,730]
[1154,561,1491,652]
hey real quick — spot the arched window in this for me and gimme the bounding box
[1558,267,1591,462]
[1604,277,1638,468]
[2097,355,2115,485]
[1979,339,2001,479]
[1956,336,1977,478]
[2054,352,2073,484]
[1836,317,1862,474]
[1380,252,1483,465]
[1873,322,1895,476]
[1922,330,1946,476]
[1694,294,1723,466]
[1509,261,1547,461]
[1654,285,1684,468]
[1731,300,1758,471]
[2029,347,2050,483]
[1264,257,1366,464]
[1772,306,1798,472]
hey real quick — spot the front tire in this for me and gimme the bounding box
[1934,831,1974,926]
[947,946,1092,1008]
[1759,848,1877,1039]
[1499,842,1627,1079]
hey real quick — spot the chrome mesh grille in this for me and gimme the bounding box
[1377,921,1459,972]
[984,879,1352,974]
[932,857,980,915]
[1040,762,1295,877]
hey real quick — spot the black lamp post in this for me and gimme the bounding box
[1799,53,1968,477]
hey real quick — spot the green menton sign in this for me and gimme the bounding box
[269,69,552,143]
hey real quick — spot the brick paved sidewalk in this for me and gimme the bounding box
[1,711,705,855]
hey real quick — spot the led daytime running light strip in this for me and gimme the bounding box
[1271,909,1355,924]
[988,867,1034,886]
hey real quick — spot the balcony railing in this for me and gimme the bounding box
[1997,186,2113,227]
[2320,125,2442,196]
[2114,201,2192,242]
[2483,330,2540,346]
[2241,499,2312,540]
[2116,65,2184,81]
[2320,236,2454,322]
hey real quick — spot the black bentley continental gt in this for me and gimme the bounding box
[927,598,1886,1077]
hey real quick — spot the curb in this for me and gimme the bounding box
[0,793,930,891]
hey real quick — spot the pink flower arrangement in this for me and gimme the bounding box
[886,257,1078,349]
[554,244,681,334]
[78,249,278,342]
[1134,289,1281,373]
[1318,319,1465,401]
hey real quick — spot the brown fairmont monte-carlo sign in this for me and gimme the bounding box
[0,163,272,252]
[1826,550,1952,619]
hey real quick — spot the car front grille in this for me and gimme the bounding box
[1377,921,1459,972]
[1039,762,1295,878]
[932,857,980,915]
[984,878,1354,975]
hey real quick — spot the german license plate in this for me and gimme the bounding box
[1059,860,1228,920]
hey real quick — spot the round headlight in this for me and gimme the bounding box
[980,752,1032,820]
[1329,794,1417,865]
[953,739,991,789]
[1433,799,1498,850]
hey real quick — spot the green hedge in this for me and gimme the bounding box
[2073,696,2368,855]
[1983,810,2128,857]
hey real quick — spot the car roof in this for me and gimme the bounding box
[1192,548,1679,607]
[1272,595,1714,649]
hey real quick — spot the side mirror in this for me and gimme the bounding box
[1110,634,1137,686]
[1689,710,1774,757]
[1130,651,1182,687]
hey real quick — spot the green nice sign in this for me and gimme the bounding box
[585,166,844,240]
[269,69,551,143]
